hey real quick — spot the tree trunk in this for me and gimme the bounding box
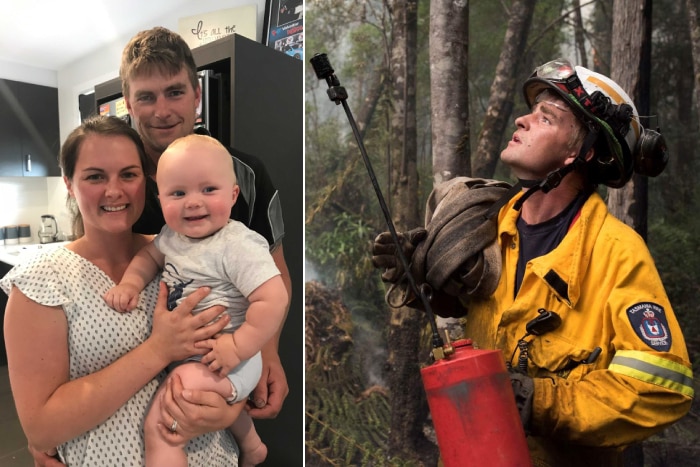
[664,25,695,214]
[667,0,698,210]
[472,0,537,179]
[428,0,470,184]
[608,0,652,239]
[590,0,613,74]
[572,0,588,68]
[687,0,700,126]
[386,0,436,463]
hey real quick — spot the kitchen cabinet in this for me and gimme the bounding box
[0,81,22,177]
[0,79,61,177]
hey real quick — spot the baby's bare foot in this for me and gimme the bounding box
[240,442,267,467]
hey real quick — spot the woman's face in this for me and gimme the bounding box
[64,133,146,236]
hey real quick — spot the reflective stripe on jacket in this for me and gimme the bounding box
[463,191,694,467]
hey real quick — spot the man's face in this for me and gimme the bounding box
[124,67,201,164]
[501,94,582,180]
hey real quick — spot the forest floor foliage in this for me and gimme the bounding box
[305,280,700,466]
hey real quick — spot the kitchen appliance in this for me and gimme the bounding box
[18,224,31,243]
[4,225,18,245]
[39,215,58,244]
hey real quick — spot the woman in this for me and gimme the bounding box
[1,115,243,465]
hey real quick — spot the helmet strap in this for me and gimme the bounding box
[511,124,599,211]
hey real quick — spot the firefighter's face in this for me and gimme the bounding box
[501,93,583,180]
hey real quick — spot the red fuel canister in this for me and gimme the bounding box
[421,339,532,466]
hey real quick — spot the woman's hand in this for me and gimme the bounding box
[28,445,64,467]
[156,373,244,443]
[149,283,230,363]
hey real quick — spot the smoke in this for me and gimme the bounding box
[349,306,387,388]
[305,258,387,387]
[305,259,320,282]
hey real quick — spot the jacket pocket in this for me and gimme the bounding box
[528,334,601,379]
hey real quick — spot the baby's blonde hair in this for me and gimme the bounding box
[161,134,236,184]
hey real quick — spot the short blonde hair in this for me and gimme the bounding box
[120,27,199,99]
[161,134,236,185]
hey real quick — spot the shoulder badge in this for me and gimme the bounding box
[626,302,671,351]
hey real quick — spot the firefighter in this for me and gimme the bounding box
[372,59,694,466]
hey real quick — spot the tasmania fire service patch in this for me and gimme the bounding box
[626,302,671,351]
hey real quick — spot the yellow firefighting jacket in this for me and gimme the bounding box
[463,191,694,467]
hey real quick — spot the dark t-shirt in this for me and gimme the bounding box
[133,147,284,250]
[514,191,590,294]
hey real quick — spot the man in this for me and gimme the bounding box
[121,27,292,420]
[373,59,693,466]
[119,26,292,423]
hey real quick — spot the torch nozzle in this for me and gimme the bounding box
[310,53,334,81]
[311,53,348,104]
[431,329,455,361]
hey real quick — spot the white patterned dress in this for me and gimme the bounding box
[0,247,238,466]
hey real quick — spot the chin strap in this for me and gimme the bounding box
[505,124,599,213]
[484,125,599,220]
[512,158,584,211]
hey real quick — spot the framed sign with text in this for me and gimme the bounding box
[178,6,257,50]
[263,0,303,60]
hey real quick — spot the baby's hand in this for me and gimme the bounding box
[197,335,241,377]
[103,284,141,312]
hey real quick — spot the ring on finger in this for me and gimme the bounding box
[170,419,178,432]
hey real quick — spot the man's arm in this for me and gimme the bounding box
[249,244,291,418]
[228,148,292,418]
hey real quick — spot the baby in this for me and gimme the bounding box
[104,134,287,467]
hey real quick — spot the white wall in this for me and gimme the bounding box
[0,0,268,239]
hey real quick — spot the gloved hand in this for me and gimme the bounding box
[509,370,534,435]
[371,227,427,283]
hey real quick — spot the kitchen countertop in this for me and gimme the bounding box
[0,241,69,267]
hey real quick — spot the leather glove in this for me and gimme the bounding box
[509,370,534,435]
[371,227,427,283]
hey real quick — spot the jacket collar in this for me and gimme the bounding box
[498,191,608,308]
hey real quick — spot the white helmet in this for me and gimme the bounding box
[523,59,667,188]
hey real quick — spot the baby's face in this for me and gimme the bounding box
[157,142,237,239]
